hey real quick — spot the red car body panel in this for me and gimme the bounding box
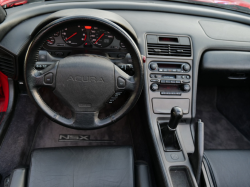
[1,0,28,8]
[193,0,250,9]
[1,0,250,9]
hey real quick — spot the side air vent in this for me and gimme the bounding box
[147,44,191,57]
[0,46,16,79]
[147,35,192,57]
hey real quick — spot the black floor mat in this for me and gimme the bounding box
[196,87,250,149]
[30,115,133,149]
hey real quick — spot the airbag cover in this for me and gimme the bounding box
[53,54,115,112]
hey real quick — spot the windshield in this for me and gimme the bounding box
[1,0,250,14]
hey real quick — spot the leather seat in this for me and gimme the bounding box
[8,146,152,187]
[204,150,250,187]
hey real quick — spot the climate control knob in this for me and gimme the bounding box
[182,64,191,72]
[151,83,159,91]
[182,84,191,92]
[150,63,158,70]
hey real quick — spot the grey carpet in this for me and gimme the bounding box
[196,87,250,149]
[0,95,45,186]
[217,87,250,141]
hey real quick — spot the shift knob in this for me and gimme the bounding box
[168,106,183,130]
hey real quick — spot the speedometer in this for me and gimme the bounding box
[90,27,114,48]
[61,25,86,46]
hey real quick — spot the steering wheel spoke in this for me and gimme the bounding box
[31,61,58,89]
[74,112,99,129]
[114,65,136,92]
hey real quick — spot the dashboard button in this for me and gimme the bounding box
[150,63,157,70]
[150,74,155,78]
[158,68,163,72]
[171,80,176,83]
[160,80,166,83]
[176,75,182,79]
[117,77,126,88]
[183,64,191,71]
[39,55,46,61]
[182,84,191,92]
[165,80,171,83]
[44,73,53,84]
[151,83,159,91]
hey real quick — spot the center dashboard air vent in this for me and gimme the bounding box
[0,46,16,79]
[147,35,192,57]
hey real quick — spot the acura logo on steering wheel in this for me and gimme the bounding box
[67,76,105,83]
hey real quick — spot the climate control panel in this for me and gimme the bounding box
[149,73,191,96]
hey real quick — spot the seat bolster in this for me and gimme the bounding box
[204,150,250,187]
[9,168,27,187]
[135,161,152,187]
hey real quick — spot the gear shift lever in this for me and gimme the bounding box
[168,106,183,130]
[159,106,183,151]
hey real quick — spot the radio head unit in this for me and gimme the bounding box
[149,61,191,73]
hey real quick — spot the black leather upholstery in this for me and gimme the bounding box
[28,147,134,187]
[135,161,152,187]
[204,150,250,187]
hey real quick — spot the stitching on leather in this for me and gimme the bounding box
[203,153,217,187]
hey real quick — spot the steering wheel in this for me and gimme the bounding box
[24,16,143,129]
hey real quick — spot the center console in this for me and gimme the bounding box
[144,34,198,187]
[146,34,192,121]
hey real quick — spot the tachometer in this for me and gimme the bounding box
[90,27,114,48]
[61,25,87,46]
[46,36,55,45]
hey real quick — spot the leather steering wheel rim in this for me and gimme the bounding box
[24,16,144,129]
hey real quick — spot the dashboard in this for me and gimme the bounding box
[1,3,250,187]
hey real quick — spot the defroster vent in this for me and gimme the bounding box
[0,46,16,79]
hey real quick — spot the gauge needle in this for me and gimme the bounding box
[66,32,77,41]
[47,40,53,43]
[95,33,104,44]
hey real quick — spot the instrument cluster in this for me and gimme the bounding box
[44,25,126,50]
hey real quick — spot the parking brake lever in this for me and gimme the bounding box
[189,119,204,186]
